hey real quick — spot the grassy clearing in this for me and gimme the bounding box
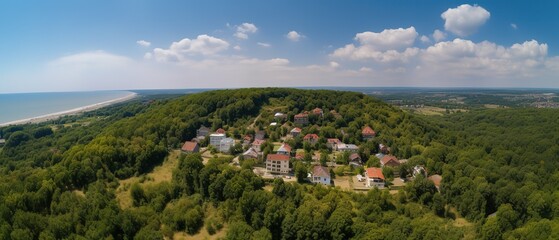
[116,150,181,209]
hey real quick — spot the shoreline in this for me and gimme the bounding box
[0,92,138,127]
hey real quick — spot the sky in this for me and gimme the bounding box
[1,0,559,93]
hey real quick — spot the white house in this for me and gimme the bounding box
[337,143,359,152]
[209,133,226,147]
[266,154,290,174]
[365,167,385,189]
[219,138,235,153]
[311,165,331,185]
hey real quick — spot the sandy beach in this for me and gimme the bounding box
[0,92,138,127]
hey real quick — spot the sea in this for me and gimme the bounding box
[0,91,135,125]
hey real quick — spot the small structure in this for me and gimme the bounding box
[413,165,427,178]
[252,139,266,152]
[326,138,341,149]
[294,113,309,125]
[311,165,331,185]
[276,143,291,156]
[243,147,259,160]
[303,134,319,144]
[181,141,199,153]
[429,174,442,191]
[380,155,400,168]
[209,133,226,147]
[219,138,235,153]
[270,122,278,126]
[362,126,376,140]
[266,154,290,174]
[379,144,390,154]
[356,174,364,182]
[349,153,362,166]
[255,130,266,140]
[242,135,253,146]
[365,167,385,188]
[312,107,324,117]
[0,139,5,147]
[336,143,359,152]
[290,127,302,137]
[274,112,287,120]
[196,126,210,138]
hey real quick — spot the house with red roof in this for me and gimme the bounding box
[365,167,385,188]
[181,141,199,153]
[380,155,400,168]
[266,154,290,174]
[362,126,376,140]
[311,165,331,185]
[326,138,341,149]
[312,107,323,117]
[276,143,292,156]
[303,133,319,144]
[290,127,302,137]
[294,113,309,125]
[429,174,442,192]
[349,153,362,166]
[215,128,226,134]
[252,139,266,152]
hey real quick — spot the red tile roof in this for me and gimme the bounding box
[252,139,266,145]
[267,154,290,161]
[381,155,399,165]
[313,165,330,178]
[278,143,291,153]
[291,127,302,133]
[216,128,226,134]
[312,108,323,115]
[304,134,319,140]
[362,126,376,136]
[294,113,308,118]
[327,138,341,144]
[366,167,385,180]
[181,141,198,152]
[349,153,361,161]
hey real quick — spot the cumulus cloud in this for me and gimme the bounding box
[150,34,229,62]
[136,40,151,47]
[441,4,490,37]
[257,42,271,47]
[329,61,339,68]
[233,45,241,51]
[235,23,258,39]
[287,31,303,41]
[331,27,419,62]
[432,29,447,42]
[420,35,431,44]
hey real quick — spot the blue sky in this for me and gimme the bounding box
[1,0,559,93]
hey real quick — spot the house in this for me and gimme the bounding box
[303,134,319,144]
[255,130,266,140]
[196,126,210,138]
[252,139,266,151]
[274,112,287,120]
[181,141,199,153]
[311,165,331,185]
[379,144,390,154]
[215,128,226,134]
[242,135,253,146]
[270,122,278,126]
[295,149,305,160]
[266,154,290,174]
[362,126,376,140]
[312,108,324,117]
[326,138,341,149]
[209,133,226,147]
[219,138,235,153]
[429,174,442,191]
[413,165,427,178]
[336,143,359,152]
[290,127,302,137]
[365,167,385,188]
[276,143,291,156]
[380,155,400,168]
[294,113,309,125]
[349,153,362,166]
[242,147,259,160]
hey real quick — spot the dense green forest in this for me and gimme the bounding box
[1,88,558,239]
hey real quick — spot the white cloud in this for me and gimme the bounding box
[432,29,447,42]
[233,45,241,51]
[151,34,229,62]
[257,42,271,48]
[420,35,431,44]
[287,31,303,41]
[329,61,339,68]
[136,40,151,47]
[511,23,518,29]
[235,22,258,39]
[331,27,419,62]
[441,4,490,37]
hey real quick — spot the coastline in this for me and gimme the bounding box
[0,92,138,127]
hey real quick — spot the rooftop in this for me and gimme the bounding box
[366,167,385,180]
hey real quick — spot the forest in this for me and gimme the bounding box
[1,88,558,239]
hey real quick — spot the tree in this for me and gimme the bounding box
[327,206,354,240]
[131,183,146,207]
[294,162,308,183]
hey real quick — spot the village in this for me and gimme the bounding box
[180,107,441,192]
